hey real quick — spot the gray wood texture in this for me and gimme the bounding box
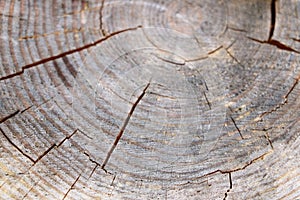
[0,0,299,199]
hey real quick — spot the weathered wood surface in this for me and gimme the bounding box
[0,0,299,199]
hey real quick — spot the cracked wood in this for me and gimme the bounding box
[101,82,151,171]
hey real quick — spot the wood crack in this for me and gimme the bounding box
[0,127,35,163]
[223,172,232,200]
[21,181,40,200]
[99,0,107,36]
[183,152,272,193]
[230,116,244,139]
[62,174,81,200]
[221,151,272,174]
[258,76,300,120]
[31,129,79,167]
[268,0,276,41]
[264,131,274,149]
[101,82,151,172]
[247,37,299,53]
[200,151,272,180]
[155,56,186,66]
[203,91,211,110]
[292,38,300,42]
[250,127,274,149]
[0,26,142,81]
[83,152,109,178]
[0,110,20,123]
[225,48,245,67]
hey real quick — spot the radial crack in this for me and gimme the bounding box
[269,0,276,41]
[21,181,40,200]
[83,151,110,178]
[0,110,20,123]
[230,116,244,139]
[101,82,151,171]
[111,174,117,186]
[62,174,81,200]
[264,132,274,149]
[0,26,142,81]
[223,172,232,200]
[249,0,288,52]
[225,48,245,67]
[203,92,211,110]
[99,0,106,36]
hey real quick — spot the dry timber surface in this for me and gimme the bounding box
[0,0,300,199]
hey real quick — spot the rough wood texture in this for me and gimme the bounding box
[0,0,299,199]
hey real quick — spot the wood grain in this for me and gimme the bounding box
[0,0,299,199]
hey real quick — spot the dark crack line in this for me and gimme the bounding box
[0,97,56,121]
[101,82,151,171]
[62,174,81,200]
[2,14,27,21]
[225,48,245,67]
[203,92,211,110]
[31,129,79,167]
[249,127,274,149]
[221,152,271,173]
[57,129,79,148]
[227,26,247,33]
[0,26,142,81]
[259,76,299,119]
[155,56,186,66]
[99,0,106,36]
[89,164,99,179]
[208,45,223,55]
[180,152,272,190]
[264,132,274,149]
[268,40,299,53]
[229,172,232,189]
[34,144,56,165]
[0,110,20,123]
[292,38,300,42]
[84,151,115,178]
[21,181,39,200]
[83,152,104,179]
[247,37,299,53]
[230,116,244,139]
[0,127,35,163]
[250,0,291,52]
[199,151,271,181]
[203,79,209,91]
[223,172,232,200]
[110,174,116,186]
[269,0,276,41]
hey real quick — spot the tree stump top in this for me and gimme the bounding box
[0,0,299,199]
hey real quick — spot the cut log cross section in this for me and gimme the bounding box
[0,0,300,199]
